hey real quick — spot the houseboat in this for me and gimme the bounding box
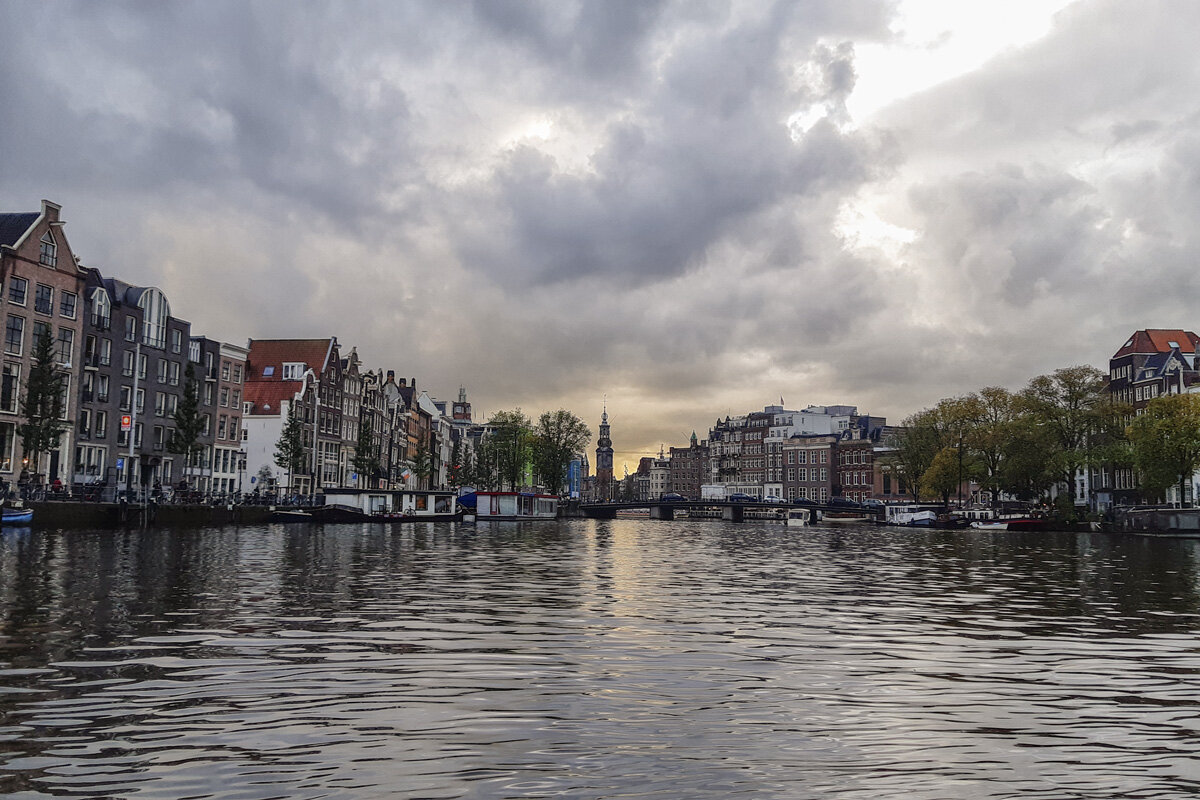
[459,491,559,521]
[316,488,460,522]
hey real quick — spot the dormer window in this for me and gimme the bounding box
[89,288,111,329]
[282,362,304,380]
[39,232,57,267]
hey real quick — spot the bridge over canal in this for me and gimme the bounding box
[579,499,871,522]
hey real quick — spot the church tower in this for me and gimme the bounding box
[595,401,614,501]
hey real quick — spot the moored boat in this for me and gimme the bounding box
[2,507,33,525]
[786,508,811,527]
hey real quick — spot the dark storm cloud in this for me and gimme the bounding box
[14,0,1195,460]
[457,9,889,286]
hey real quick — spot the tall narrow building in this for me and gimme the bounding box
[595,402,613,501]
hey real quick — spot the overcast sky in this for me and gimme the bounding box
[1,0,1193,470]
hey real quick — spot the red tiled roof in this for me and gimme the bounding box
[246,338,334,380]
[1112,329,1200,359]
[244,381,304,416]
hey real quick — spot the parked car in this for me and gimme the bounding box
[660,492,688,502]
[792,497,818,506]
[728,492,756,502]
[829,497,863,508]
[762,495,786,503]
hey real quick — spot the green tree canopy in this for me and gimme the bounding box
[1129,393,1200,505]
[274,400,306,491]
[1020,365,1108,492]
[532,409,590,495]
[352,416,379,486]
[18,327,67,474]
[488,409,532,490]
[167,362,204,469]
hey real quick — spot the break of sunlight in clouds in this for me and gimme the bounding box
[0,0,1194,471]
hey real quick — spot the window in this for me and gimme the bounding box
[100,338,111,367]
[262,366,275,377]
[32,321,50,350]
[119,385,132,412]
[0,364,18,414]
[232,389,240,408]
[137,288,170,348]
[169,361,180,386]
[188,339,200,362]
[171,329,182,354]
[218,415,227,440]
[220,387,229,407]
[138,352,147,380]
[122,350,134,378]
[34,285,53,315]
[39,232,57,267]
[221,361,231,381]
[4,316,24,356]
[78,408,91,437]
[154,425,166,451]
[56,328,73,365]
[89,288,111,329]
[155,392,167,417]
[230,416,239,440]
[203,384,214,406]
[232,364,242,383]
[282,362,304,380]
[8,277,27,306]
[201,414,211,436]
[125,316,137,343]
[157,359,168,383]
[135,387,144,414]
[59,292,77,319]
[97,374,109,403]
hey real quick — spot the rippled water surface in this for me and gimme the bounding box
[3,520,1200,798]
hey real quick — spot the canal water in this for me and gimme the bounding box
[2,519,1200,799]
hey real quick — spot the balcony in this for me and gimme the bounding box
[89,315,111,331]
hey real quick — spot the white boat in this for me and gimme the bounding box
[786,508,811,527]
[884,504,943,527]
[820,511,872,524]
[969,520,1009,530]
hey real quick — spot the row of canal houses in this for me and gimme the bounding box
[634,328,1200,512]
[0,200,472,498]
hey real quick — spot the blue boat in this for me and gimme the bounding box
[2,507,33,525]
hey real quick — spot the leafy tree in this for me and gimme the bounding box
[884,408,943,501]
[532,409,590,495]
[964,387,1021,508]
[274,400,306,493]
[1020,365,1108,497]
[998,415,1057,501]
[1129,393,1200,505]
[488,409,532,490]
[18,327,67,475]
[352,417,379,487]
[167,362,204,475]
[921,446,961,505]
[411,436,433,489]
[447,436,468,491]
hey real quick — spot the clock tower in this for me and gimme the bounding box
[595,402,614,501]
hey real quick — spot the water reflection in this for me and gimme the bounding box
[3,520,1200,798]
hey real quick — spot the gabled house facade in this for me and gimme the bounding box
[244,337,340,496]
[0,200,86,485]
